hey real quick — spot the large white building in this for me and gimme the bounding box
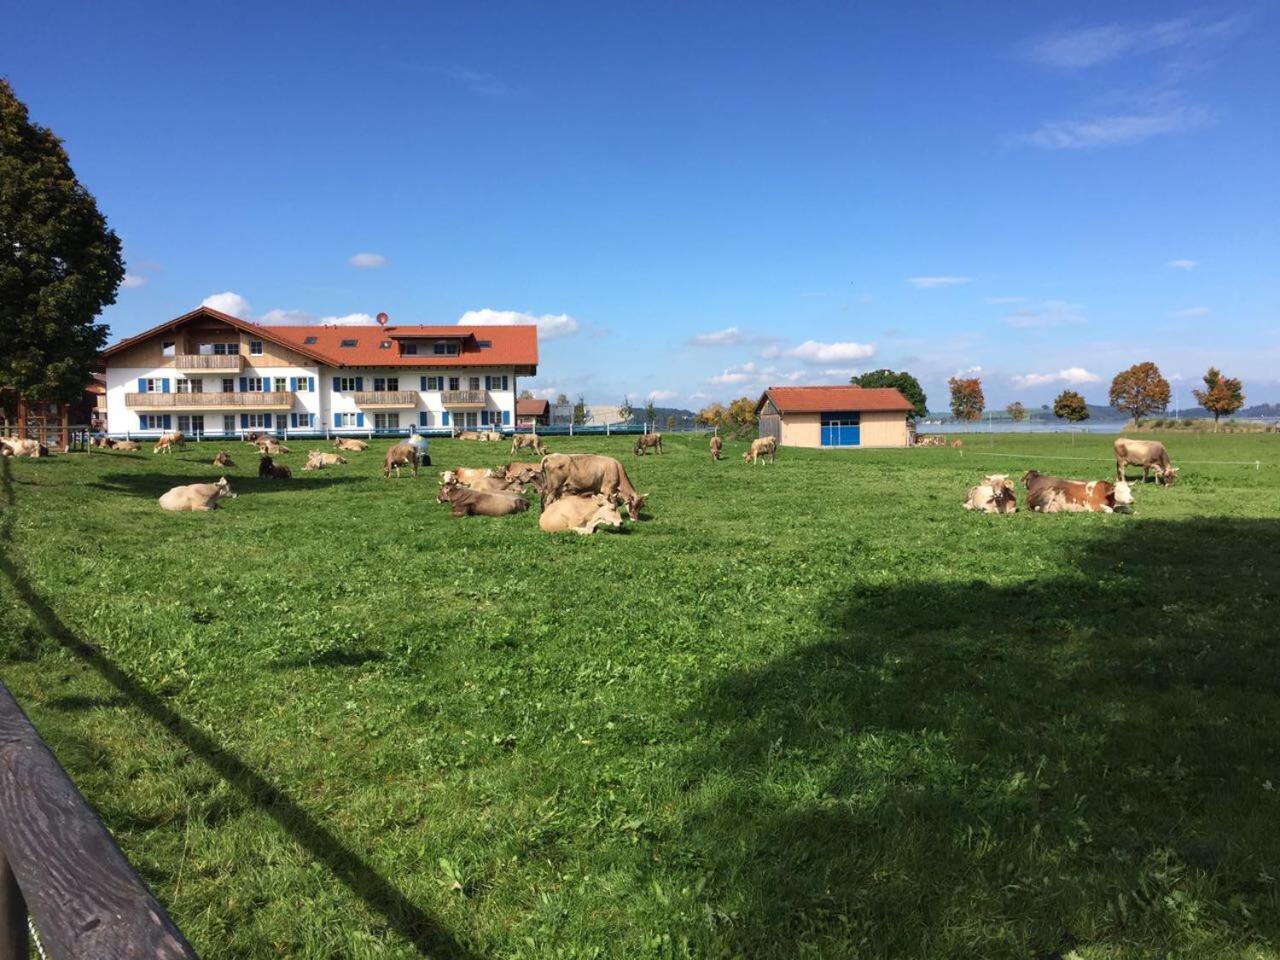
[100,306,538,437]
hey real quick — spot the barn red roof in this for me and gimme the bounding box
[517,398,550,417]
[757,385,914,414]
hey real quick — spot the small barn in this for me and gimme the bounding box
[755,386,913,448]
[516,397,550,427]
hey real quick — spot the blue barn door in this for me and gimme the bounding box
[820,412,861,446]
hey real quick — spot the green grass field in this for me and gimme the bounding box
[2,432,1278,959]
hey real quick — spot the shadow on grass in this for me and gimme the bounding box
[270,648,387,670]
[683,518,1280,959]
[0,459,480,960]
[88,472,370,499]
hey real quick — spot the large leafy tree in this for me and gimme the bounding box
[1052,390,1090,423]
[947,377,984,422]
[1192,367,1244,428]
[1005,401,1026,422]
[1109,362,1170,425]
[0,79,123,430]
[851,369,927,421]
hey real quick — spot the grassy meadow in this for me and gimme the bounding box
[1,431,1278,959]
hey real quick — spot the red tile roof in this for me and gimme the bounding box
[758,385,914,414]
[517,398,550,417]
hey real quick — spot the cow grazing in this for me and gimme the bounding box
[111,439,141,452]
[153,430,185,454]
[511,434,549,457]
[0,438,48,458]
[951,439,964,450]
[258,455,292,479]
[743,437,777,465]
[710,435,723,461]
[963,474,1018,514]
[1022,470,1134,514]
[383,442,419,479]
[213,450,236,467]
[634,433,663,456]
[540,453,647,519]
[304,450,348,470]
[539,494,624,535]
[1115,438,1178,485]
[438,484,530,518]
[334,437,369,452]
[158,477,237,512]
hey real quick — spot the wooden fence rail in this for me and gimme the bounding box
[0,683,198,959]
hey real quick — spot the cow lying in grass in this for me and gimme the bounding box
[334,437,368,452]
[495,462,542,487]
[257,439,290,456]
[111,440,140,452]
[158,477,237,511]
[1022,471,1134,513]
[0,438,48,457]
[441,467,493,486]
[304,450,348,470]
[1114,438,1178,485]
[634,433,663,456]
[963,474,1017,514]
[213,451,236,467]
[383,443,419,479]
[511,434,549,457]
[437,484,530,518]
[259,455,292,479]
[539,494,624,535]
[540,453,647,519]
[154,430,185,454]
[743,437,777,465]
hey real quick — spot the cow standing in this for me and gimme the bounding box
[511,434,549,457]
[540,453,647,519]
[1114,438,1178,485]
[634,433,663,456]
[383,442,419,479]
[743,437,777,465]
[154,430,185,454]
[709,435,723,461]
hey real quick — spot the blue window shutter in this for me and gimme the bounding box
[240,414,248,429]
[289,377,296,391]
[138,378,147,393]
[503,410,511,425]
[290,413,297,428]
[503,376,509,391]
[442,411,450,426]
[308,414,314,427]
[309,377,315,391]
[263,413,272,428]
[418,412,427,426]
[160,378,170,393]
[332,376,341,392]
[355,376,364,391]
[420,376,427,390]
[240,377,248,392]
[163,415,172,430]
[356,413,364,427]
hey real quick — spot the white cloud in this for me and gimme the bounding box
[348,252,387,269]
[201,291,253,319]
[320,313,377,326]
[1169,306,1210,318]
[709,362,758,385]
[822,368,860,378]
[907,276,972,289]
[1004,300,1087,328]
[688,327,746,347]
[1167,258,1198,270]
[121,273,148,289]
[646,389,677,402]
[1012,367,1102,389]
[1023,16,1244,70]
[955,365,983,376]
[1020,106,1208,150]
[259,308,317,325]
[458,308,580,340]
[688,391,710,402]
[787,340,876,364]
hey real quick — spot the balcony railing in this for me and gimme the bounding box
[174,353,244,371]
[441,389,488,407]
[353,390,418,408]
[125,391,294,410]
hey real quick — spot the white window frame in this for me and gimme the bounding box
[338,377,358,392]
[250,340,264,356]
[245,413,267,429]
[245,377,265,392]
[223,415,236,433]
[374,412,400,430]
[273,377,288,393]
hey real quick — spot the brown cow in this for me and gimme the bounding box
[951,439,964,450]
[0,438,48,458]
[158,477,237,512]
[334,437,369,452]
[510,434,549,457]
[1022,470,1134,513]
[437,484,530,517]
[383,442,419,479]
[440,467,494,486]
[213,450,236,467]
[709,435,723,461]
[634,433,663,456]
[154,430,185,454]
[259,455,292,479]
[111,439,141,452]
[962,474,1017,514]
[495,462,542,487]
[440,475,521,496]
[540,453,647,518]
[304,450,348,470]
[1115,438,1178,485]
[455,430,484,441]
[743,437,777,465]
[539,494,624,534]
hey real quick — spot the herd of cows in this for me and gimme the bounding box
[962,437,1179,514]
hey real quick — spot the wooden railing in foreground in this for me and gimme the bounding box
[0,683,198,959]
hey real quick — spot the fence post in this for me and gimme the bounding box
[0,850,28,960]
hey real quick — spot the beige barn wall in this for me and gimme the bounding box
[780,413,820,447]
[859,411,909,447]
[109,324,317,369]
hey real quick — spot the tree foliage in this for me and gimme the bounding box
[573,393,590,425]
[0,79,124,403]
[851,369,928,421]
[947,377,984,422]
[644,399,657,425]
[1109,362,1170,424]
[1005,401,1026,422]
[518,388,534,400]
[618,395,634,423]
[1192,367,1244,426]
[1052,390,1090,422]
[697,398,757,437]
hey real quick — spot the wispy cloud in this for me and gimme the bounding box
[688,327,747,347]
[1023,18,1238,70]
[445,66,513,97]
[907,275,972,289]
[1012,367,1101,389]
[348,252,387,269]
[459,307,580,339]
[986,296,1026,305]
[121,273,148,289]
[646,389,677,402]
[1020,104,1208,150]
[1167,258,1198,270]
[1169,306,1210,318]
[1004,300,1087,328]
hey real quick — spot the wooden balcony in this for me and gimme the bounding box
[441,389,487,408]
[353,390,418,409]
[124,391,294,411]
[174,353,244,371]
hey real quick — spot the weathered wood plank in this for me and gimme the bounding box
[0,683,198,959]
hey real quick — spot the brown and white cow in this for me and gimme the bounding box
[153,430,185,454]
[962,474,1018,514]
[510,434,549,457]
[158,477,237,512]
[1114,438,1178,485]
[539,494,624,534]
[743,437,777,465]
[437,484,530,517]
[213,450,236,467]
[333,437,369,452]
[304,450,348,470]
[634,433,663,456]
[709,435,723,461]
[383,442,419,479]
[0,438,48,458]
[540,453,647,519]
[259,455,292,479]
[1022,470,1134,513]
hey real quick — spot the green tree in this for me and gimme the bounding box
[947,377,984,422]
[1052,390,1090,423]
[1005,401,1026,422]
[0,79,124,435]
[644,399,657,425]
[1192,367,1244,429]
[851,369,928,421]
[727,396,758,429]
[665,414,676,431]
[1109,362,1170,425]
[618,395,634,423]
[573,393,590,425]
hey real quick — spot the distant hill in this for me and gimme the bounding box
[630,406,698,427]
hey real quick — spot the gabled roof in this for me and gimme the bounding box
[101,307,539,369]
[517,397,550,417]
[757,385,914,414]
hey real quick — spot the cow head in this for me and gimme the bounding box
[1113,480,1135,510]
[1020,470,1041,489]
[215,477,238,500]
[1159,465,1179,485]
[437,480,461,503]
[742,450,752,463]
[586,494,625,532]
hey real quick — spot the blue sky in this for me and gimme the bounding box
[5,1,1277,410]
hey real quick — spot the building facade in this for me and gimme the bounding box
[755,386,913,448]
[100,307,538,437]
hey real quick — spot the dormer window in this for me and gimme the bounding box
[340,338,358,348]
[476,340,492,348]
[402,342,419,355]
[304,336,318,344]
[433,341,460,356]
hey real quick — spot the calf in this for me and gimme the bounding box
[438,484,529,517]
[709,435,723,461]
[510,434,549,457]
[962,474,1017,514]
[258,455,292,479]
[540,453,648,519]
[539,494,624,534]
[634,433,663,456]
[383,442,419,479]
[213,450,236,467]
[154,430,185,454]
[334,437,369,452]
[158,477,237,512]
[1022,470,1134,513]
[1114,438,1178,485]
[304,450,347,470]
[743,437,777,465]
